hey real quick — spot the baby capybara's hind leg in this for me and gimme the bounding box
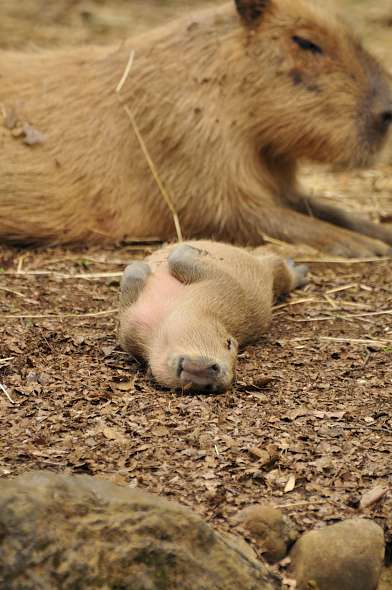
[270,257,309,299]
[287,259,309,289]
[120,262,151,307]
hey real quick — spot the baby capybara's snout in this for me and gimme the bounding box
[176,355,231,393]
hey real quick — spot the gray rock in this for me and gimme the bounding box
[377,567,392,590]
[290,518,385,590]
[234,504,298,563]
[0,471,280,590]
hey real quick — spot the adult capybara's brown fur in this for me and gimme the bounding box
[0,0,392,256]
[118,240,308,392]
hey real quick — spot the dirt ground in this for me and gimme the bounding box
[0,0,391,573]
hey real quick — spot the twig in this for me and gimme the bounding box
[29,256,138,268]
[16,254,26,274]
[290,315,357,323]
[0,285,39,304]
[325,283,358,294]
[299,310,392,321]
[320,336,392,346]
[0,383,15,404]
[273,297,317,311]
[294,257,390,264]
[259,234,293,248]
[346,309,392,318]
[360,486,388,510]
[1,308,119,319]
[0,357,14,364]
[323,294,338,309]
[116,51,183,242]
[334,300,372,310]
[2,271,122,279]
[279,500,329,509]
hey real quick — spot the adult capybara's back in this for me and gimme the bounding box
[0,0,392,256]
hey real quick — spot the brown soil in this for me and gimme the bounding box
[0,0,391,574]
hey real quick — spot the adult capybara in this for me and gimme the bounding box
[0,0,392,256]
[118,241,308,392]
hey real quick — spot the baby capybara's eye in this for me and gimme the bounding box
[292,35,323,55]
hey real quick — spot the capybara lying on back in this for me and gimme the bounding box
[118,241,308,392]
[0,0,391,256]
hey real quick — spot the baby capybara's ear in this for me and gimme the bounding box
[234,0,270,25]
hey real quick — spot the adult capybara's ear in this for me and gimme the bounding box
[234,0,270,25]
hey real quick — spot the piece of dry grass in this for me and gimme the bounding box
[2,271,122,279]
[295,256,391,263]
[116,51,183,242]
[0,383,15,404]
[0,285,39,304]
[320,336,392,347]
[325,283,358,294]
[1,309,119,320]
[273,297,317,311]
[360,486,389,510]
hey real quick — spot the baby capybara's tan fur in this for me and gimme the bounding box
[0,0,392,256]
[118,241,308,392]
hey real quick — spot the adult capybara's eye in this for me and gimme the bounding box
[226,339,232,350]
[292,35,323,55]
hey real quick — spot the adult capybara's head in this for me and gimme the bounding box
[231,0,392,166]
[149,319,239,393]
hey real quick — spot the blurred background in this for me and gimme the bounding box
[0,0,390,55]
[0,0,216,48]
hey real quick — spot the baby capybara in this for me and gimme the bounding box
[118,241,308,392]
[0,0,391,256]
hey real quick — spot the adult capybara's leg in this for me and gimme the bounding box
[168,244,219,284]
[241,206,392,257]
[120,262,151,307]
[293,196,392,246]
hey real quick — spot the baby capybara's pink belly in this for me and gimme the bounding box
[130,264,185,333]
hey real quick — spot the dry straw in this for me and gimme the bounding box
[116,51,183,242]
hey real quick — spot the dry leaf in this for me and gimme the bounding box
[248,447,269,460]
[282,575,297,589]
[117,381,134,392]
[102,427,128,444]
[364,416,375,424]
[284,475,296,493]
[360,486,388,510]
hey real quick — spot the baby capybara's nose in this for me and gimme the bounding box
[178,356,221,378]
[176,356,226,390]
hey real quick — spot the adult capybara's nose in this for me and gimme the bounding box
[176,356,228,391]
[377,108,392,134]
[381,110,392,130]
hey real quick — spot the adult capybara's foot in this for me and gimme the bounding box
[324,235,392,258]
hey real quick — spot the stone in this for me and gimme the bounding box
[234,504,298,563]
[290,518,385,590]
[0,471,280,590]
[377,567,392,590]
